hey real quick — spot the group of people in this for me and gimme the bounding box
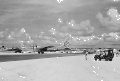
[113,49,120,57]
[84,48,117,60]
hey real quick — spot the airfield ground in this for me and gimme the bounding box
[0,52,120,81]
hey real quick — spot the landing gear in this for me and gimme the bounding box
[38,51,44,54]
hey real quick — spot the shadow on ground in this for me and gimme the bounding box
[0,53,84,62]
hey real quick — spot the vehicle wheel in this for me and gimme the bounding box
[105,59,108,61]
[109,59,112,61]
[38,51,40,54]
[41,51,44,54]
[94,59,97,61]
[66,51,68,53]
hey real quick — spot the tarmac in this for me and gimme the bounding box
[0,52,120,81]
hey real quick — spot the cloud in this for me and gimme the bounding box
[42,38,58,45]
[58,18,64,24]
[100,32,120,43]
[96,8,120,31]
[40,32,45,36]
[28,31,120,46]
[0,31,4,38]
[0,29,9,38]
[48,27,70,39]
[20,28,26,33]
[67,19,79,30]
[49,28,57,35]
[7,35,14,40]
[17,40,24,44]
[68,35,101,46]
[32,31,61,45]
[20,39,34,44]
[67,32,120,46]
[66,19,94,36]
[48,19,95,44]
[5,28,34,45]
[1,27,120,46]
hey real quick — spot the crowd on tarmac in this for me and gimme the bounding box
[97,48,120,57]
[85,48,120,60]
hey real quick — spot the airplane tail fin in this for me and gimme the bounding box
[58,39,70,48]
[64,41,70,48]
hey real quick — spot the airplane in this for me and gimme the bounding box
[34,36,66,54]
[7,47,22,53]
[36,46,55,54]
[36,40,71,54]
[36,39,84,54]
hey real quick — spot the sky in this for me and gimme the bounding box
[0,0,120,47]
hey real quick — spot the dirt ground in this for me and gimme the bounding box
[0,53,120,81]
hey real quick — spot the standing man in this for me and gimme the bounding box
[85,49,88,60]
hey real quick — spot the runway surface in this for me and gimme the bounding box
[0,53,120,81]
[0,52,82,62]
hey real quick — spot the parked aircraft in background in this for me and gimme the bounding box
[6,47,22,53]
[55,40,84,54]
[36,46,55,54]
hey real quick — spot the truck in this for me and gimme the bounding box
[94,48,114,61]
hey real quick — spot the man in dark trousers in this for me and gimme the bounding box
[85,49,88,60]
[107,48,114,61]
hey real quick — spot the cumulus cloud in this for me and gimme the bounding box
[100,32,120,43]
[68,32,120,45]
[0,27,94,46]
[1,27,120,46]
[40,32,45,36]
[69,19,94,36]
[7,35,14,40]
[0,29,9,37]
[0,31,4,38]
[42,31,120,45]
[49,27,70,39]
[65,35,101,46]
[59,19,94,36]
[33,32,61,45]
[49,28,57,35]
[41,38,59,45]
[58,18,63,24]
[20,28,26,33]
[17,40,23,44]
[48,19,95,45]
[6,28,34,45]
[96,8,120,31]
[67,19,77,29]
[26,39,34,44]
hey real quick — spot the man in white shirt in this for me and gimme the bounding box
[96,49,101,55]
